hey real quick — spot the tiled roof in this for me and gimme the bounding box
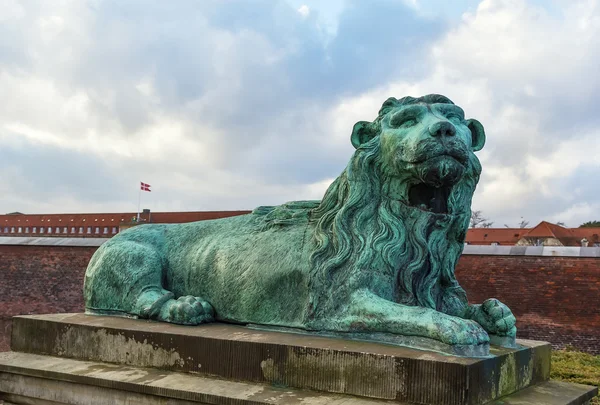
[571,228,600,242]
[1,212,598,246]
[0,211,251,237]
[1,213,131,228]
[520,221,600,246]
[465,221,600,246]
[0,211,250,227]
[145,211,251,224]
[465,228,527,245]
[522,221,571,239]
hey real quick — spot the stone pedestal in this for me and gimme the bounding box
[0,314,597,405]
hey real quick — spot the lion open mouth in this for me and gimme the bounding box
[406,154,465,214]
[408,183,451,214]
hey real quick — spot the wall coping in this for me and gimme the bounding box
[0,237,107,247]
[1,237,599,257]
[462,245,600,257]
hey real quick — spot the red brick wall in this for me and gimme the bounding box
[1,245,599,353]
[456,255,600,354]
[0,245,95,351]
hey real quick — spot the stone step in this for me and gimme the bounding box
[0,352,596,405]
[10,314,551,405]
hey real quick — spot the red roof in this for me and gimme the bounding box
[148,211,251,223]
[571,228,600,243]
[0,211,250,237]
[2,212,598,246]
[522,221,572,239]
[520,221,600,246]
[465,228,527,245]
[466,221,600,246]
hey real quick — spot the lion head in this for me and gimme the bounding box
[350,94,485,215]
[308,94,485,319]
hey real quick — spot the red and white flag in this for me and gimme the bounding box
[140,182,151,192]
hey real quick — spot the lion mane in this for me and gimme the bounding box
[257,95,482,320]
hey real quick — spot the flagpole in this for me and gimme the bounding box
[137,184,141,222]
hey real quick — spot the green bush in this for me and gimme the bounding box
[551,350,600,404]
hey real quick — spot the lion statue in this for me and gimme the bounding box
[84,94,516,348]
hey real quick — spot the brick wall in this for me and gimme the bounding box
[1,244,599,353]
[0,245,95,351]
[456,255,600,354]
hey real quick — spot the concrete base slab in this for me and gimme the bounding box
[491,380,596,405]
[10,314,552,404]
[0,352,596,405]
[0,351,391,405]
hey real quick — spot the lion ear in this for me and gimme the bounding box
[466,119,486,152]
[351,121,377,149]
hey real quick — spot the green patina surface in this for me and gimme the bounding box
[83,94,516,349]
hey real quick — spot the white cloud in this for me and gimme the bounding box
[549,202,600,227]
[322,0,600,226]
[297,4,310,18]
[0,0,598,229]
[0,0,25,21]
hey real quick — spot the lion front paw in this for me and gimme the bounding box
[158,295,215,325]
[469,298,516,337]
[433,315,490,346]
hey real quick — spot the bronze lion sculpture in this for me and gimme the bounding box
[84,94,516,349]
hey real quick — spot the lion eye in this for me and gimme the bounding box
[390,115,417,128]
[446,114,463,123]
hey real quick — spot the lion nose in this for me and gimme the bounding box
[429,121,456,137]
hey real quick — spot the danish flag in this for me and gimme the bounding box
[140,182,151,192]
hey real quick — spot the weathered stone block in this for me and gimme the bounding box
[7,314,562,404]
[0,351,597,405]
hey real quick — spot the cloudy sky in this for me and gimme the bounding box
[0,0,598,227]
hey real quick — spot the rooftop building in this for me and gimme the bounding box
[465,221,600,247]
[0,210,250,238]
[1,211,598,247]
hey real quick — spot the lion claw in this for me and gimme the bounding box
[435,316,490,346]
[470,298,516,337]
[159,295,215,325]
